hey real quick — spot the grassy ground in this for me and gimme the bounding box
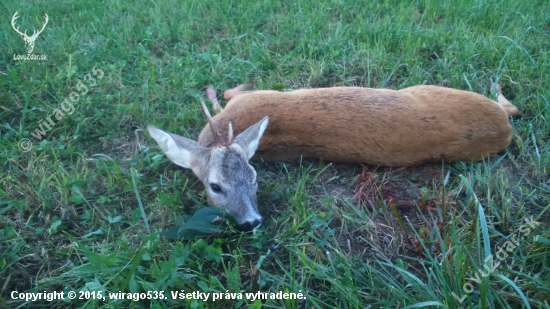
[1,0,549,308]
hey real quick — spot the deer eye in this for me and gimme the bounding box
[210,183,222,193]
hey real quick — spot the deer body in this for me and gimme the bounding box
[199,85,517,166]
[149,84,518,230]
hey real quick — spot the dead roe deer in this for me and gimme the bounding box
[148,83,518,231]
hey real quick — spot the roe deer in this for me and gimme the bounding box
[148,82,518,231]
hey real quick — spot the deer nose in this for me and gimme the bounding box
[239,218,264,232]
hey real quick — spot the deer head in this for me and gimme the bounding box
[147,100,269,231]
[11,11,49,54]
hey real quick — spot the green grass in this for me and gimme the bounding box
[1,0,549,308]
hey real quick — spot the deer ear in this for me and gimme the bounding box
[147,125,205,168]
[234,117,269,159]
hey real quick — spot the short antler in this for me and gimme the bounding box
[228,122,234,144]
[200,99,223,145]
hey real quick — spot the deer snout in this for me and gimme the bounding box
[239,218,264,232]
[231,191,263,231]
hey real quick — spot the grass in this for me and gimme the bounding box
[1,0,549,308]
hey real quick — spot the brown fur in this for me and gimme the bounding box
[198,86,517,166]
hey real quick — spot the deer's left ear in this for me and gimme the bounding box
[234,117,269,159]
[147,125,205,168]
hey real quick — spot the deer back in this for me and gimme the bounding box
[198,86,513,166]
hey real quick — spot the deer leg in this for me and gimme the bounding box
[206,86,223,114]
[490,81,519,117]
[223,84,258,100]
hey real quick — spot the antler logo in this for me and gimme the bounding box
[11,11,49,54]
